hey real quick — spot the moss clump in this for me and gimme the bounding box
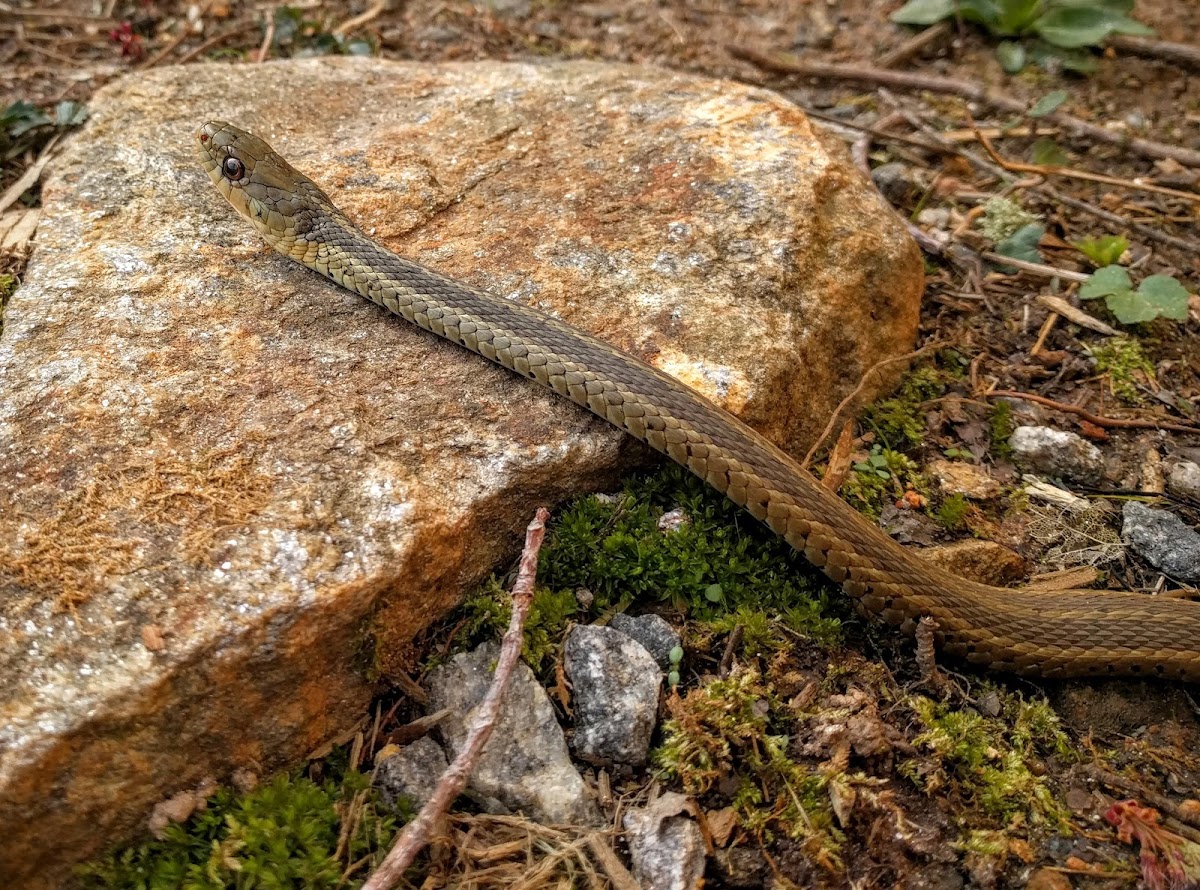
[699,605,839,660]
[935,493,971,530]
[861,365,947,451]
[537,464,841,629]
[457,580,580,676]
[654,668,840,864]
[903,691,1072,825]
[1088,338,1156,405]
[988,399,1015,459]
[78,772,397,889]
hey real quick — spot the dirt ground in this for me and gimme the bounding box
[5,1,1200,888]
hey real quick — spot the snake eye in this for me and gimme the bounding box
[222,156,245,180]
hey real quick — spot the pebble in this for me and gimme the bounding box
[1010,425,1105,483]
[565,625,662,765]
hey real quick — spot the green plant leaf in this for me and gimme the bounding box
[1079,264,1132,299]
[959,0,1003,25]
[1135,275,1190,321]
[1105,289,1158,324]
[1030,137,1068,165]
[1028,39,1100,73]
[704,583,725,603]
[994,223,1045,265]
[1028,89,1069,117]
[1072,235,1128,267]
[891,0,956,25]
[1033,6,1145,47]
[996,41,1027,72]
[995,0,1041,33]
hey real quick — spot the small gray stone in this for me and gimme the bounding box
[609,613,681,671]
[1122,502,1200,583]
[1168,460,1200,502]
[871,162,916,206]
[1010,425,1105,483]
[426,642,599,825]
[624,792,707,890]
[565,625,662,765]
[374,737,447,812]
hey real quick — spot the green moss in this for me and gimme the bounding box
[78,772,398,889]
[457,580,580,676]
[988,399,1015,459]
[537,464,841,628]
[654,668,839,858]
[861,365,947,451]
[1088,338,1155,405]
[935,493,971,530]
[903,690,1072,825]
[445,464,841,677]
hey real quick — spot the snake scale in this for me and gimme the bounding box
[197,120,1200,682]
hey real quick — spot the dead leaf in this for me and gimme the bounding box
[822,420,855,491]
[706,807,738,847]
[828,775,856,828]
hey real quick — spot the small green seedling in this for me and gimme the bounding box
[1079,265,1190,325]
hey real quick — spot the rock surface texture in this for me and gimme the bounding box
[0,58,921,882]
[425,642,598,825]
[1122,502,1200,583]
[566,625,663,765]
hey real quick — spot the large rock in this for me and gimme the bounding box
[0,57,920,882]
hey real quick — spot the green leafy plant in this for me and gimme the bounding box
[272,6,374,56]
[1079,265,1190,324]
[841,445,923,518]
[1073,234,1129,267]
[1,100,87,164]
[892,0,1153,73]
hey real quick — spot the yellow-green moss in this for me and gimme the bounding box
[78,771,398,889]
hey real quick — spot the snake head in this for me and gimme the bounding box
[195,120,345,249]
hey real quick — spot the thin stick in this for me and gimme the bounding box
[334,0,388,36]
[832,95,1200,254]
[175,22,258,64]
[983,390,1200,434]
[1109,34,1200,71]
[877,21,950,69]
[256,12,275,63]
[362,507,551,890]
[973,125,1200,205]
[801,341,943,469]
[727,46,1200,167]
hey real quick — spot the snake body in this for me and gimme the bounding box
[197,120,1200,681]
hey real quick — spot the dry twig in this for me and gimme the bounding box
[973,126,1200,205]
[983,391,1200,435]
[876,21,950,69]
[802,341,944,468]
[362,507,551,890]
[1109,34,1200,71]
[728,46,1200,167]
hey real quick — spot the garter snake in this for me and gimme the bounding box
[196,120,1200,681]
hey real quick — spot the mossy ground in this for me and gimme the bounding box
[77,362,1170,887]
[78,771,398,890]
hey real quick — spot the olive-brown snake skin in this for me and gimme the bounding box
[197,120,1200,682]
